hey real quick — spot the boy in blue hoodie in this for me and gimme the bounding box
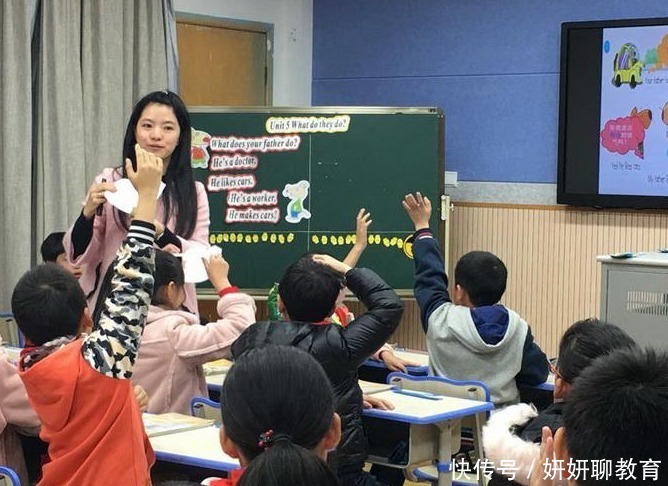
[402,192,548,406]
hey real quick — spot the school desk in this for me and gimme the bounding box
[149,425,240,472]
[362,389,494,486]
[360,348,430,382]
[205,372,228,394]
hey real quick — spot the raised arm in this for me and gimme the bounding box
[81,146,162,378]
[403,192,451,331]
[313,254,404,368]
[170,254,256,365]
[343,208,372,267]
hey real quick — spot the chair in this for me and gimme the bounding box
[190,396,222,425]
[386,372,492,486]
[0,467,21,486]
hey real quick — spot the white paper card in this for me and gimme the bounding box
[104,178,166,215]
[181,245,222,283]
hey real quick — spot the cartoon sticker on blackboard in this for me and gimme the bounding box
[282,180,311,223]
[191,128,211,169]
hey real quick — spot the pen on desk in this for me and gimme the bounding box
[392,389,442,401]
[96,178,107,216]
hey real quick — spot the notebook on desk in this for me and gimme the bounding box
[143,413,215,437]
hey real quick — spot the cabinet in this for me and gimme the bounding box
[598,253,668,348]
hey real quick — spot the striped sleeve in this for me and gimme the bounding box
[81,221,156,378]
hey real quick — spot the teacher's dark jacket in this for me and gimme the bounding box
[231,267,404,474]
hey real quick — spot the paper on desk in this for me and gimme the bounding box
[104,178,166,215]
[181,245,223,283]
[142,413,214,437]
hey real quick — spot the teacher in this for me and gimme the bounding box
[64,90,210,315]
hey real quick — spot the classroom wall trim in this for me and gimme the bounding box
[447,182,557,205]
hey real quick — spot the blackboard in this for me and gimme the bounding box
[189,107,444,293]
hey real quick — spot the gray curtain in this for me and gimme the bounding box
[0,0,176,309]
[0,0,40,309]
[35,0,174,259]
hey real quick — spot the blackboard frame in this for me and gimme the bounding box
[190,106,445,296]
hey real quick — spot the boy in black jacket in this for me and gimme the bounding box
[232,252,404,486]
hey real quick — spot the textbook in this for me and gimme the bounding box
[142,413,215,437]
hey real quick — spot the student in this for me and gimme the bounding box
[0,343,40,485]
[206,345,342,486]
[128,249,256,414]
[530,347,668,486]
[402,192,548,406]
[64,90,210,313]
[483,318,636,485]
[11,146,162,484]
[232,252,404,486]
[40,231,83,278]
[266,209,417,372]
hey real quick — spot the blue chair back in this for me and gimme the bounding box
[0,467,21,486]
[190,396,222,425]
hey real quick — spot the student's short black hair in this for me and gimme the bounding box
[40,232,66,262]
[278,253,343,322]
[557,318,636,384]
[564,347,668,485]
[11,263,87,345]
[222,345,339,486]
[454,251,507,307]
[152,250,185,305]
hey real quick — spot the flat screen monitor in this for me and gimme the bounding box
[558,17,668,208]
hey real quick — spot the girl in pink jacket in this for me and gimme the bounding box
[0,342,40,484]
[64,91,210,315]
[130,250,256,414]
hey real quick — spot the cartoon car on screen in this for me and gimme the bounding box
[612,43,643,88]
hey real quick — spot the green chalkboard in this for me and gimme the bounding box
[189,107,444,293]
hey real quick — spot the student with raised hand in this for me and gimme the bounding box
[128,249,255,414]
[232,252,404,486]
[402,192,549,407]
[267,208,417,372]
[64,90,210,314]
[530,347,668,486]
[205,345,342,486]
[483,318,636,485]
[12,145,163,485]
